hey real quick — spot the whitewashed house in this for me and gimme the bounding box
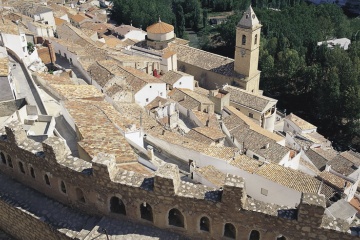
[160,70,194,91]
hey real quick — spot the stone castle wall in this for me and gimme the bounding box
[0,124,358,240]
[0,195,71,240]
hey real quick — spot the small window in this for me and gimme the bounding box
[255,34,258,45]
[30,167,35,178]
[7,155,13,168]
[249,230,260,240]
[60,181,67,194]
[277,236,287,240]
[242,35,246,45]
[44,174,50,186]
[23,47,26,53]
[110,196,126,215]
[140,202,153,222]
[287,123,289,128]
[149,85,152,88]
[248,113,253,118]
[22,36,25,42]
[160,92,163,96]
[168,208,185,228]
[146,98,149,102]
[261,188,268,196]
[179,82,182,85]
[224,223,236,239]
[76,188,86,203]
[45,21,48,24]
[0,152,6,164]
[253,155,259,160]
[18,162,25,173]
[200,216,210,232]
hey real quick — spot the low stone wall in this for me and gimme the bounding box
[0,198,70,240]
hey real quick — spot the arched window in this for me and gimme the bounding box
[76,188,86,203]
[224,223,236,239]
[277,236,286,240]
[255,34,258,45]
[110,196,126,215]
[60,181,67,194]
[249,230,260,240]
[18,162,25,173]
[168,208,185,228]
[7,155,13,168]
[44,174,50,185]
[200,216,210,232]
[242,35,246,45]
[30,167,35,178]
[0,152,6,164]
[140,202,153,222]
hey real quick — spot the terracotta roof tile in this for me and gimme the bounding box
[254,164,321,193]
[224,86,277,113]
[146,21,174,34]
[285,113,316,131]
[65,100,137,164]
[196,165,226,187]
[318,171,348,189]
[0,58,9,76]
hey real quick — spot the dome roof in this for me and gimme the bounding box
[146,20,174,34]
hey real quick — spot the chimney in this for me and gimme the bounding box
[147,145,154,160]
[158,100,162,107]
[183,95,186,101]
[264,143,270,149]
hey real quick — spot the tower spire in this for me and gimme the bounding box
[237,5,260,29]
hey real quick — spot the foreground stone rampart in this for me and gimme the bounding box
[0,123,358,239]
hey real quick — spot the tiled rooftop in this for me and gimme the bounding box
[299,158,320,174]
[36,72,74,85]
[146,21,174,34]
[113,24,144,36]
[51,85,104,100]
[305,148,332,171]
[92,60,163,94]
[226,106,283,142]
[114,102,159,131]
[168,88,213,110]
[160,70,190,85]
[224,85,277,113]
[301,131,328,144]
[318,171,347,189]
[340,151,360,166]
[230,154,262,173]
[0,57,9,76]
[65,100,137,164]
[190,127,225,141]
[223,107,288,163]
[327,154,357,176]
[254,163,321,193]
[285,113,316,131]
[191,111,220,129]
[196,165,226,187]
[166,43,238,77]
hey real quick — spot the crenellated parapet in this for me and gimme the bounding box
[154,163,180,196]
[5,122,27,145]
[92,152,118,182]
[0,124,359,239]
[298,193,326,227]
[221,174,247,210]
[42,136,69,163]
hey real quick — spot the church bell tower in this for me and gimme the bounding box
[234,6,262,93]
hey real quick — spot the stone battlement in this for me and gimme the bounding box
[0,124,358,239]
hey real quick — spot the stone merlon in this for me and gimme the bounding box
[154,163,180,196]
